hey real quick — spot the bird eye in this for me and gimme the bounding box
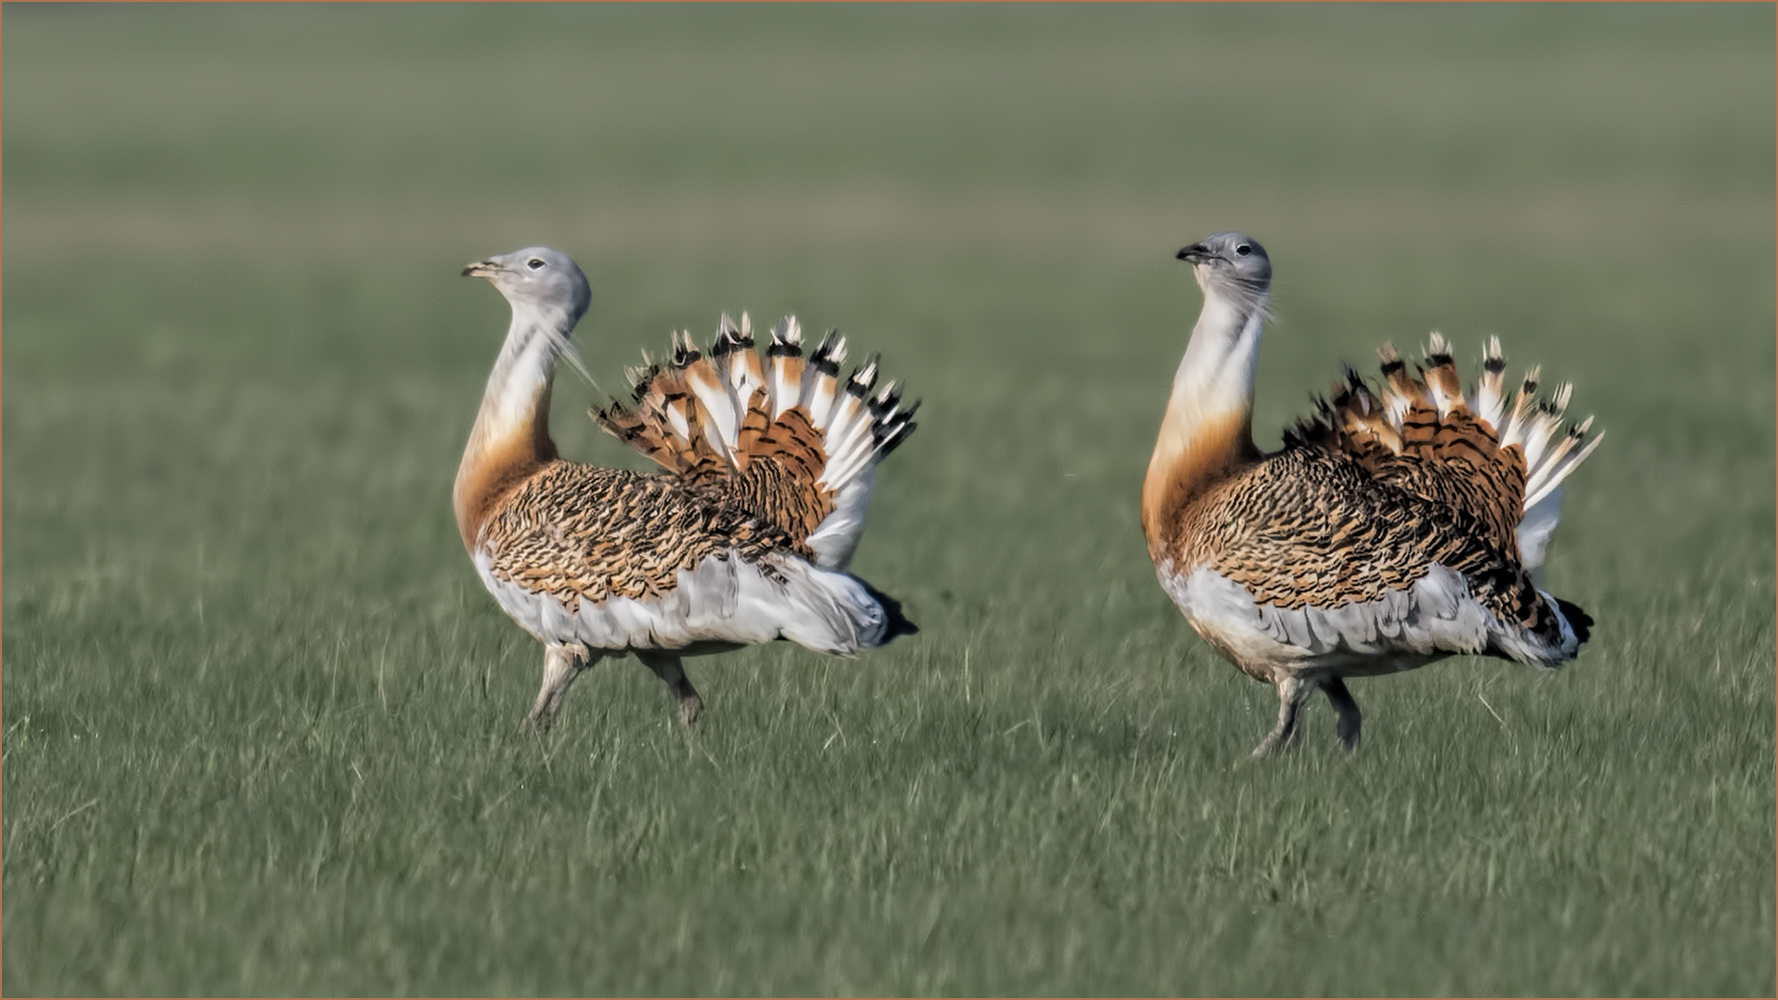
[1235,244,1252,256]
[527,258,545,270]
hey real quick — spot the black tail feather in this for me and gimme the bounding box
[860,580,919,642]
[1554,597,1593,643]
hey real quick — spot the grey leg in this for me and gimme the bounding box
[1323,677,1362,752]
[1249,674,1310,759]
[635,651,704,726]
[525,642,591,732]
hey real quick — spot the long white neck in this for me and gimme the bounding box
[453,302,577,550]
[473,305,574,437]
[1141,276,1267,550]
[1171,274,1269,427]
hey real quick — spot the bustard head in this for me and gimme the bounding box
[1176,232,1271,312]
[463,246,592,331]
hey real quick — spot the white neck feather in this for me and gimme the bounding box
[469,302,578,444]
[1163,279,1267,440]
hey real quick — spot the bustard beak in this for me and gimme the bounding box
[1176,243,1214,263]
[461,259,501,278]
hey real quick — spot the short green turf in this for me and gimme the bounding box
[4,5,1773,995]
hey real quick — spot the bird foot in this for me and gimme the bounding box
[1246,736,1284,760]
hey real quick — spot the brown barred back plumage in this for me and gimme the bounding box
[481,463,802,610]
[1174,446,1563,646]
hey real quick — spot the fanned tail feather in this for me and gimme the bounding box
[722,313,765,399]
[674,332,740,460]
[732,386,771,461]
[1375,343,1423,427]
[594,314,917,568]
[1419,332,1465,418]
[767,316,805,418]
[1492,369,1603,518]
[1473,335,1508,430]
[803,330,847,429]
[1287,333,1601,567]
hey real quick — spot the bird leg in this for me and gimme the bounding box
[1249,674,1310,759]
[525,642,591,733]
[1323,677,1362,752]
[635,651,704,726]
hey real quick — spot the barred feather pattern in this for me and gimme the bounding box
[481,463,793,610]
[594,313,918,569]
[1170,444,1563,654]
[1283,333,1603,571]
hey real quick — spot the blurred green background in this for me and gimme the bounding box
[5,5,1774,995]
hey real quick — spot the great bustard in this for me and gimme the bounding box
[1142,233,1601,757]
[455,247,916,730]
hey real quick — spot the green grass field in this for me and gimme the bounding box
[4,6,1774,995]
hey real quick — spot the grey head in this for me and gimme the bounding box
[462,246,592,331]
[1176,232,1271,311]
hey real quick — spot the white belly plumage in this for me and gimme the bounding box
[1157,562,1578,675]
[472,548,889,657]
